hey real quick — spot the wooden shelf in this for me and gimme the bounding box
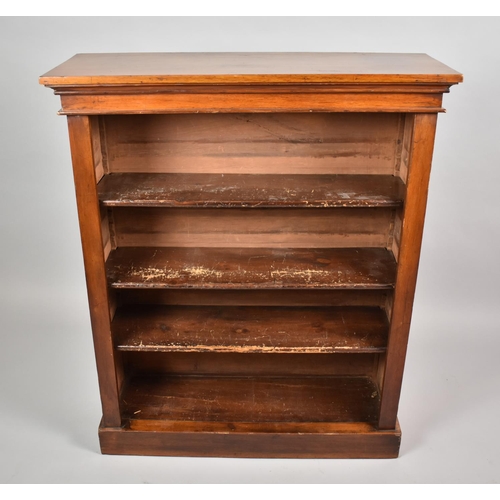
[122,375,380,423]
[106,247,397,290]
[113,305,389,354]
[97,173,405,208]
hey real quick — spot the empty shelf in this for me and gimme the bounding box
[122,374,380,423]
[113,305,389,353]
[98,173,405,208]
[106,247,397,290]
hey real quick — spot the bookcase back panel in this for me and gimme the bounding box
[111,207,395,249]
[121,372,380,424]
[103,113,402,175]
[116,289,389,308]
[123,351,379,377]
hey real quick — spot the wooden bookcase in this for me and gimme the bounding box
[40,53,462,458]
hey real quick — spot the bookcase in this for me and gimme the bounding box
[40,53,462,458]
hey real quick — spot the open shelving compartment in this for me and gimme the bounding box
[40,52,461,458]
[94,112,407,456]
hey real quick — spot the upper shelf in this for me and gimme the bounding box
[97,173,405,209]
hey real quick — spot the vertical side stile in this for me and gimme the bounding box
[378,113,438,430]
[67,115,122,428]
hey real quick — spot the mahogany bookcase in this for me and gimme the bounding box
[40,53,462,458]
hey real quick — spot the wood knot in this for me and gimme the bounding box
[234,328,249,334]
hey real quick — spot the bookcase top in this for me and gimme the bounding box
[40,52,462,86]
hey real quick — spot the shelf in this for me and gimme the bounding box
[106,247,397,290]
[113,305,389,353]
[97,173,405,208]
[122,375,380,423]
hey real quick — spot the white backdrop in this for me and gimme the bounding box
[0,17,499,483]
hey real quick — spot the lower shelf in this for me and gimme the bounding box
[121,374,380,423]
[101,375,399,458]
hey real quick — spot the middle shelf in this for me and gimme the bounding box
[106,247,397,290]
[113,305,389,354]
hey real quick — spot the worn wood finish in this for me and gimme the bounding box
[378,113,438,429]
[121,374,380,422]
[106,247,397,290]
[41,53,461,458]
[111,207,395,249]
[391,209,403,261]
[104,113,401,175]
[98,173,405,208]
[99,420,401,458]
[91,117,105,182]
[66,116,121,427]
[100,205,112,260]
[113,305,389,354]
[398,114,414,184]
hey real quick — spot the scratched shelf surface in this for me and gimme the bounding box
[97,173,405,208]
[106,247,397,289]
[113,305,389,353]
[122,374,380,423]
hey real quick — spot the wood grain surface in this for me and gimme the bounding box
[103,113,402,175]
[40,52,462,86]
[106,247,397,290]
[98,173,405,208]
[99,420,401,458]
[121,374,380,423]
[112,305,389,353]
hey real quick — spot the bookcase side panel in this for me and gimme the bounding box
[67,115,122,427]
[378,113,438,429]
